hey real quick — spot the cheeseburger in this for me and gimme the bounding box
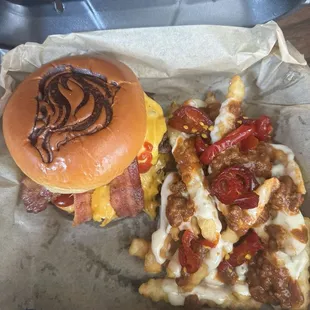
[3,55,167,226]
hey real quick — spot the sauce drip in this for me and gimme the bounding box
[52,194,74,208]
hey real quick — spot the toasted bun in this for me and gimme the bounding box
[3,55,146,193]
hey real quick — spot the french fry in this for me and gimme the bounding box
[129,238,150,259]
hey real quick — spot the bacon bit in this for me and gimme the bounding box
[73,192,92,226]
[110,159,144,217]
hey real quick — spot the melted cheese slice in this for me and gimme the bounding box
[91,93,167,226]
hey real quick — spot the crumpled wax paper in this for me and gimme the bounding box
[0,21,309,310]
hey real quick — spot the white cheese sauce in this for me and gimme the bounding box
[270,143,305,194]
[151,172,176,264]
[167,250,181,278]
[276,250,308,279]
[204,238,233,271]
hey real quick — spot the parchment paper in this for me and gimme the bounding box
[0,21,310,310]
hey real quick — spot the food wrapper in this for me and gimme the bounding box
[0,21,310,309]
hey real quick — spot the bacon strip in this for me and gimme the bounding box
[110,159,144,217]
[21,177,55,213]
[73,192,93,226]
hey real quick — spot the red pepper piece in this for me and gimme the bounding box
[200,125,255,165]
[240,135,259,152]
[178,230,204,274]
[211,166,257,205]
[218,230,263,271]
[168,106,213,134]
[195,136,208,156]
[242,115,272,142]
[234,192,259,209]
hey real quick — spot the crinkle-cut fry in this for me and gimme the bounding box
[271,144,306,194]
[225,178,280,234]
[170,227,180,241]
[191,216,201,236]
[171,136,220,243]
[183,98,206,108]
[253,177,280,216]
[144,248,162,274]
[129,238,150,259]
[139,279,167,303]
[227,75,245,101]
[205,91,218,104]
[198,217,217,241]
[160,233,172,260]
[211,75,244,143]
[221,227,239,244]
[178,263,209,292]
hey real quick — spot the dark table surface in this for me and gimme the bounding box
[278,6,310,64]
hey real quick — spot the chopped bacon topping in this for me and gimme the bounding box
[73,192,92,226]
[110,159,144,217]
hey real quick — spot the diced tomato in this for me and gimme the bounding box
[200,125,255,165]
[168,106,213,134]
[210,166,258,205]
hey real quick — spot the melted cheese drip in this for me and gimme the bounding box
[140,154,167,219]
[138,94,167,165]
[91,185,116,227]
